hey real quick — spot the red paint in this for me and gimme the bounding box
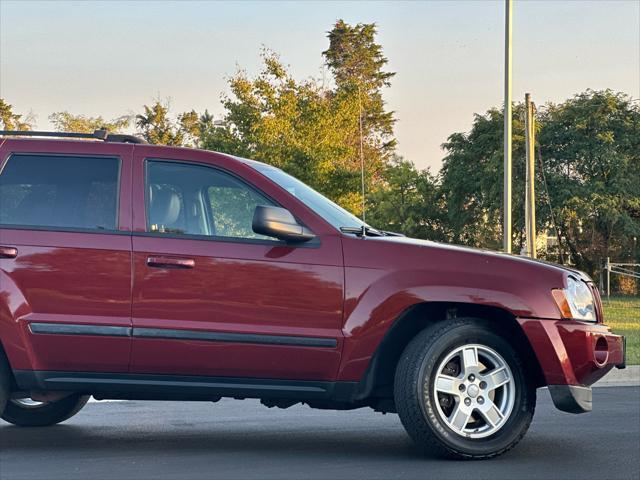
[0,138,626,395]
[0,139,133,372]
[518,319,624,385]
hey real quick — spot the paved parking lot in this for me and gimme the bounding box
[1,386,638,480]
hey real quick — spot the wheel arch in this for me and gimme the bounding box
[353,302,546,406]
[0,337,18,392]
[0,269,34,372]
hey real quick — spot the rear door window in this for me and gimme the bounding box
[0,154,120,231]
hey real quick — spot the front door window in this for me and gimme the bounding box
[146,160,275,241]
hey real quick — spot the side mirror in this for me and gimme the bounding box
[252,206,315,243]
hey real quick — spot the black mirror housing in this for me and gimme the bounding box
[252,206,315,243]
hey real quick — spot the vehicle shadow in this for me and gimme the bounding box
[0,420,571,463]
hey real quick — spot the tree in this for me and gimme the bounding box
[439,104,528,251]
[323,20,397,207]
[0,99,32,131]
[202,49,365,211]
[136,100,182,146]
[49,111,130,133]
[176,109,215,148]
[368,156,444,240]
[202,21,397,214]
[538,90,640,273]
[136,100,208,147]
[324,20,395,91]
[438,89,639,277]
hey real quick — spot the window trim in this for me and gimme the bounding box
[0,224,132,236]
[142,158,320,247]
[0,153,123,234]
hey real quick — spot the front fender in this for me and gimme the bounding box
[337,267,562,381]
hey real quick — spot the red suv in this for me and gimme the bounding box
[0,131,626,459]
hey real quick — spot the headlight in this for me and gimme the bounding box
[552,277,597,322]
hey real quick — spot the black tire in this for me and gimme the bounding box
[394,318,536,460]
[0,349,10,415]
[1,394,89,427]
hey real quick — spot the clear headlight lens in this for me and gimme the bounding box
[562,277,597,321]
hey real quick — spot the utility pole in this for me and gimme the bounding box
[524,93,536,258]
[358,84,366,226]
[503,0,513,253]
[606,257,611,298]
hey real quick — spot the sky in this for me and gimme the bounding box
[1,0,638,171]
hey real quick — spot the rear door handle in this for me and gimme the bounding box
[146,256,195,269]
[0,246,18,259]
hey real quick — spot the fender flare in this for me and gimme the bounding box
[337,269,558,382]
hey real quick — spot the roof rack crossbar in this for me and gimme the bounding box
[0,129,146,144]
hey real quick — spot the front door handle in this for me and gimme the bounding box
[0,246,18,259]
[146,256,195,269]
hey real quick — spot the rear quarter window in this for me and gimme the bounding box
[0,154,120,231]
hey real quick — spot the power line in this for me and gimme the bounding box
[536,143,567,265]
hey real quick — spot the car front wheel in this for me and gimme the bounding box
[394,318,536,459]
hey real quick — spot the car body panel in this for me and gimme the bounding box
[0,139,133,372]
[518,318,625,386]
[128,146,345,380]
[336,235,568,380]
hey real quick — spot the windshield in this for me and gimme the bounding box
[248,163,365,231]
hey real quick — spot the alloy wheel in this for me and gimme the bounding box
[428,343,515,439]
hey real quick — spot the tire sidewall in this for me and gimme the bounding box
[1,394,89,427]
[0,348,11,415]
[408,321,534,457]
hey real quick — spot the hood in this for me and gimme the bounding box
[364,235,592,282]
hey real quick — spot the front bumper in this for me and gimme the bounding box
[519,318,626,413]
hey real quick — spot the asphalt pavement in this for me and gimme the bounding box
[1,386,638,480]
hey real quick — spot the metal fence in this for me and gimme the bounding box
[602,259,639,298]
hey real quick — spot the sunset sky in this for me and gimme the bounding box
[1,0,638,170]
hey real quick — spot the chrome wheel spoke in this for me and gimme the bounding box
[481,366,511,391]
[449,402,473,431]
[434,374,460,395]
[461,346,479,373]
[478,399,505,427]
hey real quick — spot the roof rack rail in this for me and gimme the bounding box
[0,129,147,144]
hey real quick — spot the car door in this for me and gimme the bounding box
[0,140,133,373]
[129,147,344,381]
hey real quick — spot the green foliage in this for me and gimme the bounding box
[440,105,528,250]
[603,296,639,364]
[324,20,394,90]
[202,20,396,215]
[368,156,444,239]
[202,49,364,212]
[207,184,270,239]
[136,100,183,146]
[0,99,32,131]
[439,90,640,276]
[324,20,397,196]
[49,111,130,133]
[136,100,212,147]
[538,90,640,273]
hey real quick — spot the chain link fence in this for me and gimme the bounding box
[600,260,639,364]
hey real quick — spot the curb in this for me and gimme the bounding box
[594,365,640,387]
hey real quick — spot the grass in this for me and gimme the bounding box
[602,296,640,365]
